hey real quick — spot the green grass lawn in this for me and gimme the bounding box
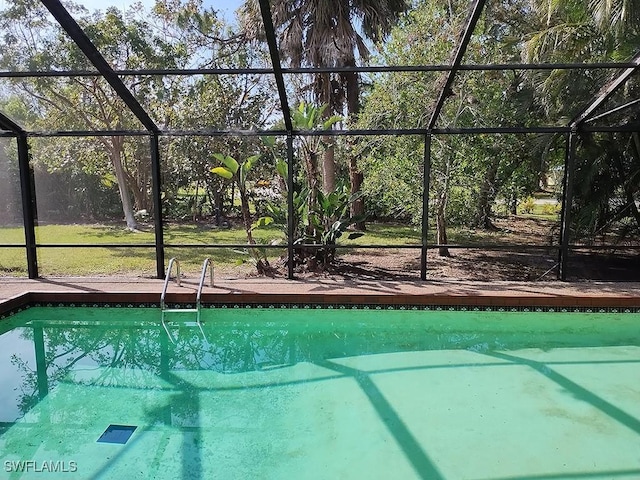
[0,223,280,276]
[0,222,421,276]
[0,218,555,276]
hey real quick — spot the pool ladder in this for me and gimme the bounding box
[160,258,213,342]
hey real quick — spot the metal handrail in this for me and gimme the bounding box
[160,258,180,310]
[161,258,211,343]
[196,258,213,312]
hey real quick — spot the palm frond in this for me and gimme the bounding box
[589,0,640,33]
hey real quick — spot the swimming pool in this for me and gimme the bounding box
[1,305,640,479]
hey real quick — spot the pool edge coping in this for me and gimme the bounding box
[2,289,640,317]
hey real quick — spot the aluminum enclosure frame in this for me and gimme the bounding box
[0,0,638,280]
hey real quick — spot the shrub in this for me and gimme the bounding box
[519,197,536,214]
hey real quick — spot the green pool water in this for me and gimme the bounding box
[1,306,640,479]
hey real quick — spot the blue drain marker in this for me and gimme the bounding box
[97,424,137,444]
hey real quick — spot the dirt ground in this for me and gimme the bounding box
[270,217,640,282]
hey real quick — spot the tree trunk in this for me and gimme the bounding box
[239,187,254,244]
[348,156,365,229]
[307,150,320,205]
[436,156,453,257]
[129,153,146,212]
[509,196,518,215]
[322,142,336,194]
[345,68,366,230]
[132,166,151,213]
[475,157,500,230]
[192,181,200,221]
[230,182,235,215]
[212,189,224,227]
[436,196,450,257]
[108,136,138,230]
[305,149,320,236]
[121,141,151,214]
[316,72,337,196]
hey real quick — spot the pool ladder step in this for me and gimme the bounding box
[160,258,213,342]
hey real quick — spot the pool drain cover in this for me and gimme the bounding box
[97,424,137,444]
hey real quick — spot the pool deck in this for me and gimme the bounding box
[1,276,639,312]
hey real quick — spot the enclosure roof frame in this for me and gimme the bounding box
[40,0,158,134]
[257,0,292,133]
[427,0,486,130]
[570,50,640,128]
[584,98,640,124]
[0,111,24,134]
[0,0,633,137]
[3,124,639,139]
[3,62,639,79]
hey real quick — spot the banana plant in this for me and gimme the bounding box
[211,152,272,274]
[307,186,365,264]
[254,184,365,267]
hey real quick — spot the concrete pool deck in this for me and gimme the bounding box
[1,277,639,311]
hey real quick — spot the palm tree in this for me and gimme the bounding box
[524,0,639,72]
[524,0,640,243]
[241,0,409,228]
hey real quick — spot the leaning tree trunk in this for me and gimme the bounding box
[107,136,138,230]
[348,156,365,227]
[436,194,450,257]
[436,156,453,257]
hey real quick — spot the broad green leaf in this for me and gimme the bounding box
[309,213,321,228]
[317,190,326,206]
[316,103,328,119]
[261,136,276,148]
[276,159,288,180]
[252,216,274,229]
[322,115,342,130]
[213,153,238,174]
[292,110,307,129]
[100,173,117,188]
[291,102,334,130]
[211,166,233,179]
[244,154,261,172]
